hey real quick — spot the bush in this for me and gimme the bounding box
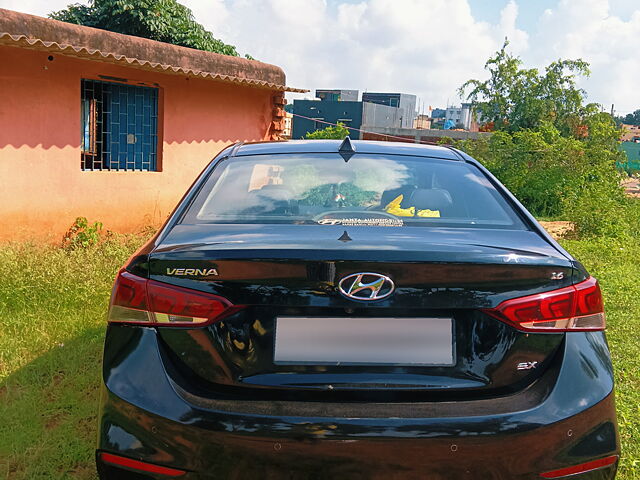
[62,217,103,249]
[305,122,351,140]
[564,187,630,239]
[456,117,630,238]
[456,42,633,239]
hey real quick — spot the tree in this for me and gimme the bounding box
[304,122,351,140]
[618,109,640,126]
[459,40,598,136]
[50,0,244,57]
[456,42,630,238]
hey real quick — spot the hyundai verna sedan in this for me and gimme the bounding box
[96,139,619,479]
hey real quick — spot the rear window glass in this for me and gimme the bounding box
[182,153,526,229]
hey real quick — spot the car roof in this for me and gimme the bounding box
[232,139,462,160]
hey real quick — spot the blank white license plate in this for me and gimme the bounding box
[274,317,454,366]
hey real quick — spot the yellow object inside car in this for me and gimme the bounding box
[384,194,441,218]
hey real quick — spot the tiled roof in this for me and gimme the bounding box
[0,9,308,93]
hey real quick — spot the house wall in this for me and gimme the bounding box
[362,93,417,128]
[361,102,402,130]
[0,46,276,242]
[291,100,363,139]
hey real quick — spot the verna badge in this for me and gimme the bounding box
[338,273,395,300]
[166,268,219,276]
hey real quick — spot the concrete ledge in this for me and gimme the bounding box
[361,126,492,142]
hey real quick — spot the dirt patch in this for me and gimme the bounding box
[6,460,19,480]
[539,221,575,240]
[57,462,97,480]
[52,371,65,386]
[68,463,97,479]
[622,177,640,198]
[0,383,26,403]
[44,412,67,431]
[75,416,96,439]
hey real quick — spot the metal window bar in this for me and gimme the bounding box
[81,79,159,171]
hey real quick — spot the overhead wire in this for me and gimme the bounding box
[289,112,467,160]
[289,112,445,146]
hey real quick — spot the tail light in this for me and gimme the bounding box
[540,455,618,478]
[99,452,186,477]
[108,269,237,326]
[484,277,605,332]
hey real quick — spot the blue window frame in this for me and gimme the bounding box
[81,79,159,171]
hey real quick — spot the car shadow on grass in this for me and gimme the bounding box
[0,326,106,480]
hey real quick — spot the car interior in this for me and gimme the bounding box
[194,156,520,227]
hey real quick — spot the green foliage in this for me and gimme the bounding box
[62,216,103,249]
[50,0,243,57]
[456,115,631,238]
[459,40,598,136]
[0,235,147,478]
[304,122,351,140]
[301,182,377,208]
[458,42,633,239]
[617,109,640,126]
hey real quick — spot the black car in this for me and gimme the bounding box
[96,139,619,479]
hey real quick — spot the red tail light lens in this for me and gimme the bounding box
[484,277,605,332]
[108,269,235,326]
[99,452,186,477]
[540,455,618,478]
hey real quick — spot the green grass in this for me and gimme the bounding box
[0,237,143,479]
[560,238,640,477]
[0,236,639,478]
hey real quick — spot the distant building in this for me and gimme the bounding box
[315,89,359,102]
[431,108,446,119]
[293,100,362,138]
[445,103,473,130]
[362,92,417,128]
[362,102,405,130]
[620,124,640,142]
[413,114,432,130]
[292,99,401,139]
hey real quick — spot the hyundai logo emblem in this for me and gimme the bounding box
[338,273,395,301]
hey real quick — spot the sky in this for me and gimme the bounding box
[2,0,640,115]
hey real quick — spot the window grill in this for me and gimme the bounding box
[81,79,159,171]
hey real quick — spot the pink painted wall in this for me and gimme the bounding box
[0,45,275,242]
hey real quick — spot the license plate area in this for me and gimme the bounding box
[274,317,454,366]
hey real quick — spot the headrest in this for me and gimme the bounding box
[409,188,453,211]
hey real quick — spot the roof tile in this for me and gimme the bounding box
[0,8,307,93]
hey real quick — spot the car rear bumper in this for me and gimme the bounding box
[97,327,619,479]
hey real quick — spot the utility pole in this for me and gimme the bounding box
[611,104,615,116]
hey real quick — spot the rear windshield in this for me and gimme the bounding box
[183,153,526,229]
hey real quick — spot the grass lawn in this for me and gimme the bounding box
[0,235,638,479]
[0,238,141,479]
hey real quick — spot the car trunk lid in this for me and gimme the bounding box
[148,224,572,399]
